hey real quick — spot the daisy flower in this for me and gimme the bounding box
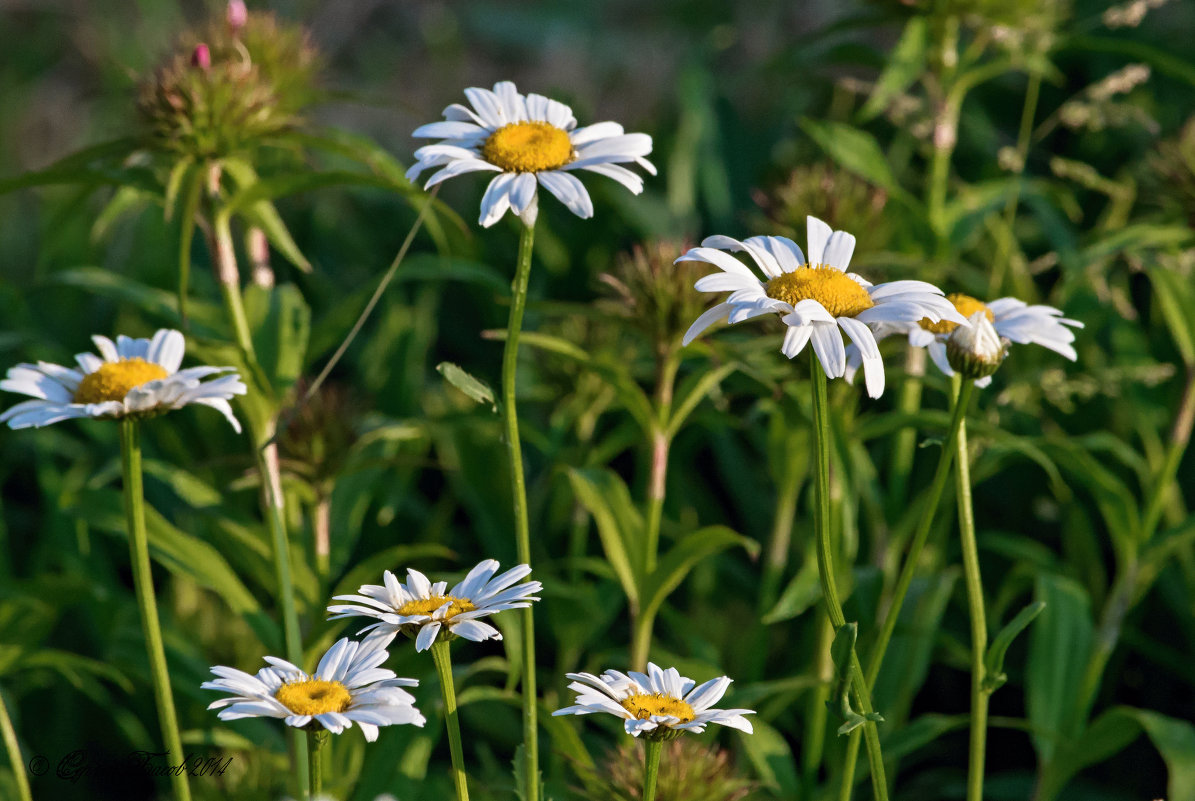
[203,633,425,742]
[679,215,968,398]
[405,80,655,227]
[846,293,1083,388]
[553,663,754,741]
[0,329,246,431]
[327,559,541,652]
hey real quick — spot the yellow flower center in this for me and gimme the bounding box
[395,595,477,620]
[481,121,574,173]
[919,293,994,334]
[764,266,875,318]
[620,693,696,723]
[73,358,169,404]
[274,679,352,716]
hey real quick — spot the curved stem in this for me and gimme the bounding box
[119,420,192,801]
[841,377,975,798]
[954,395,989,801]
[642,739,663,801]
[503,222,539,801]
[629,608,658,673]
[307,729,327,800]
[810,361,888,801]
[0,686,31,801]
[430,640,470,801]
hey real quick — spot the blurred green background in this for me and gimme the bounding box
[1,0,1193,800]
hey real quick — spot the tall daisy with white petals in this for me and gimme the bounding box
[553,663,754,801]
[679,215,968,398]
[848,292,1083,388]
[406,81,655,228]
[0,328,246,801]
[204,634,424,796]
[329,560,540,801]
[405,80,650,801]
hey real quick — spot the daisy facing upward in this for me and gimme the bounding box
[405,80,655,227]
[678,216,969,398]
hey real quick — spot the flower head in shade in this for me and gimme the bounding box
[406,81,655,227]
[327,559,541,652]
[847,293,1082,388]
[679,216,968,398]
[553,663,754,741]
[0,329,246,431]
[203,633,425,741]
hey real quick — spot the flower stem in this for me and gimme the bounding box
[119,420,192,801]
[642,739,663,801]
[503,221,538,801]
[0,686,31,801]
[307,729,328,800]
[840,377,975,799]
[952,379,989,801]
[208,214,308,797]
[809,361,888,801]
[430,640,470,801]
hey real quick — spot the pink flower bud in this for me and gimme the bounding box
[191,43,212,71]
[227,0,248,32]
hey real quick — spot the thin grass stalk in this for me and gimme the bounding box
[307,729,328,800]
[503,221,539,801]
[0,686,32,801]
[430,640,470,801]
[119,420,192,801]
[952,379,989,801]
[810,361,888,801]
[839,377,975,798]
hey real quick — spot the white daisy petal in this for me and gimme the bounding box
[811,323,847,378]
[537,171,594,219]
[805,216,833,265]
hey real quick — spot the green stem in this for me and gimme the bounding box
[208,214,308,797]
[503,222,538,801]
[886,347,926,515]
[642,739,663,801]
[0,686,31,801]
[644,354,679,575]
[629,608,658,673]
[803,615,834,787]
[953,384,989,801]
[810,362,888,801]
[430,640,470,801]
[841,377,975,798]
[307,729,327,800]
[119,420,192,801]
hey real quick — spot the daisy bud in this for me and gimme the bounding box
[227,0,248,32]
[946,311,1008,380]
[191,43,211,71]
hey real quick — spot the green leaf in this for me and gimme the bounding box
[665,362,738,438]
[640,525,758,624]
[1148,263,1195,366]
[984,600,1046,693]
[436,362,496,411]
[1026,574,1093,764]
[800,118,919,209]
[566,468,643,607]
[827,622,884,735]
[175,166,204,325]
[739,719,800,796]
[51,266,225,331]
[859,17,928,121]
[91,185,156,244]
[0,137,141,194]
[761,540,820,624]
[243,283,311,394]
[221,158,313,272]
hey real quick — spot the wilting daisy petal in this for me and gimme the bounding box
[203,633,425,742]
[328,559,541,652]
[844,292,1083,388]
[0,329,246,431]
[406,81,655,227]
[678,216,969,398]
[553,662,754,741]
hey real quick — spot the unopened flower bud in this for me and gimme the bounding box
[946,311,1008,380]
[191,43,212,71]
[227,0,248,32]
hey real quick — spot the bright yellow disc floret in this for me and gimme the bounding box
[73,358,169,404]
[764,266,875,318]
[481,122,574,173]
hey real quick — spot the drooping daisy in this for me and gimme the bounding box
[846,293,1083,388]
[406,80,655,227]
[0,329,246,431]
[553,663,754,740]
[203,633,425,741]
[327,559,541,652]
[679,216,968,398]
